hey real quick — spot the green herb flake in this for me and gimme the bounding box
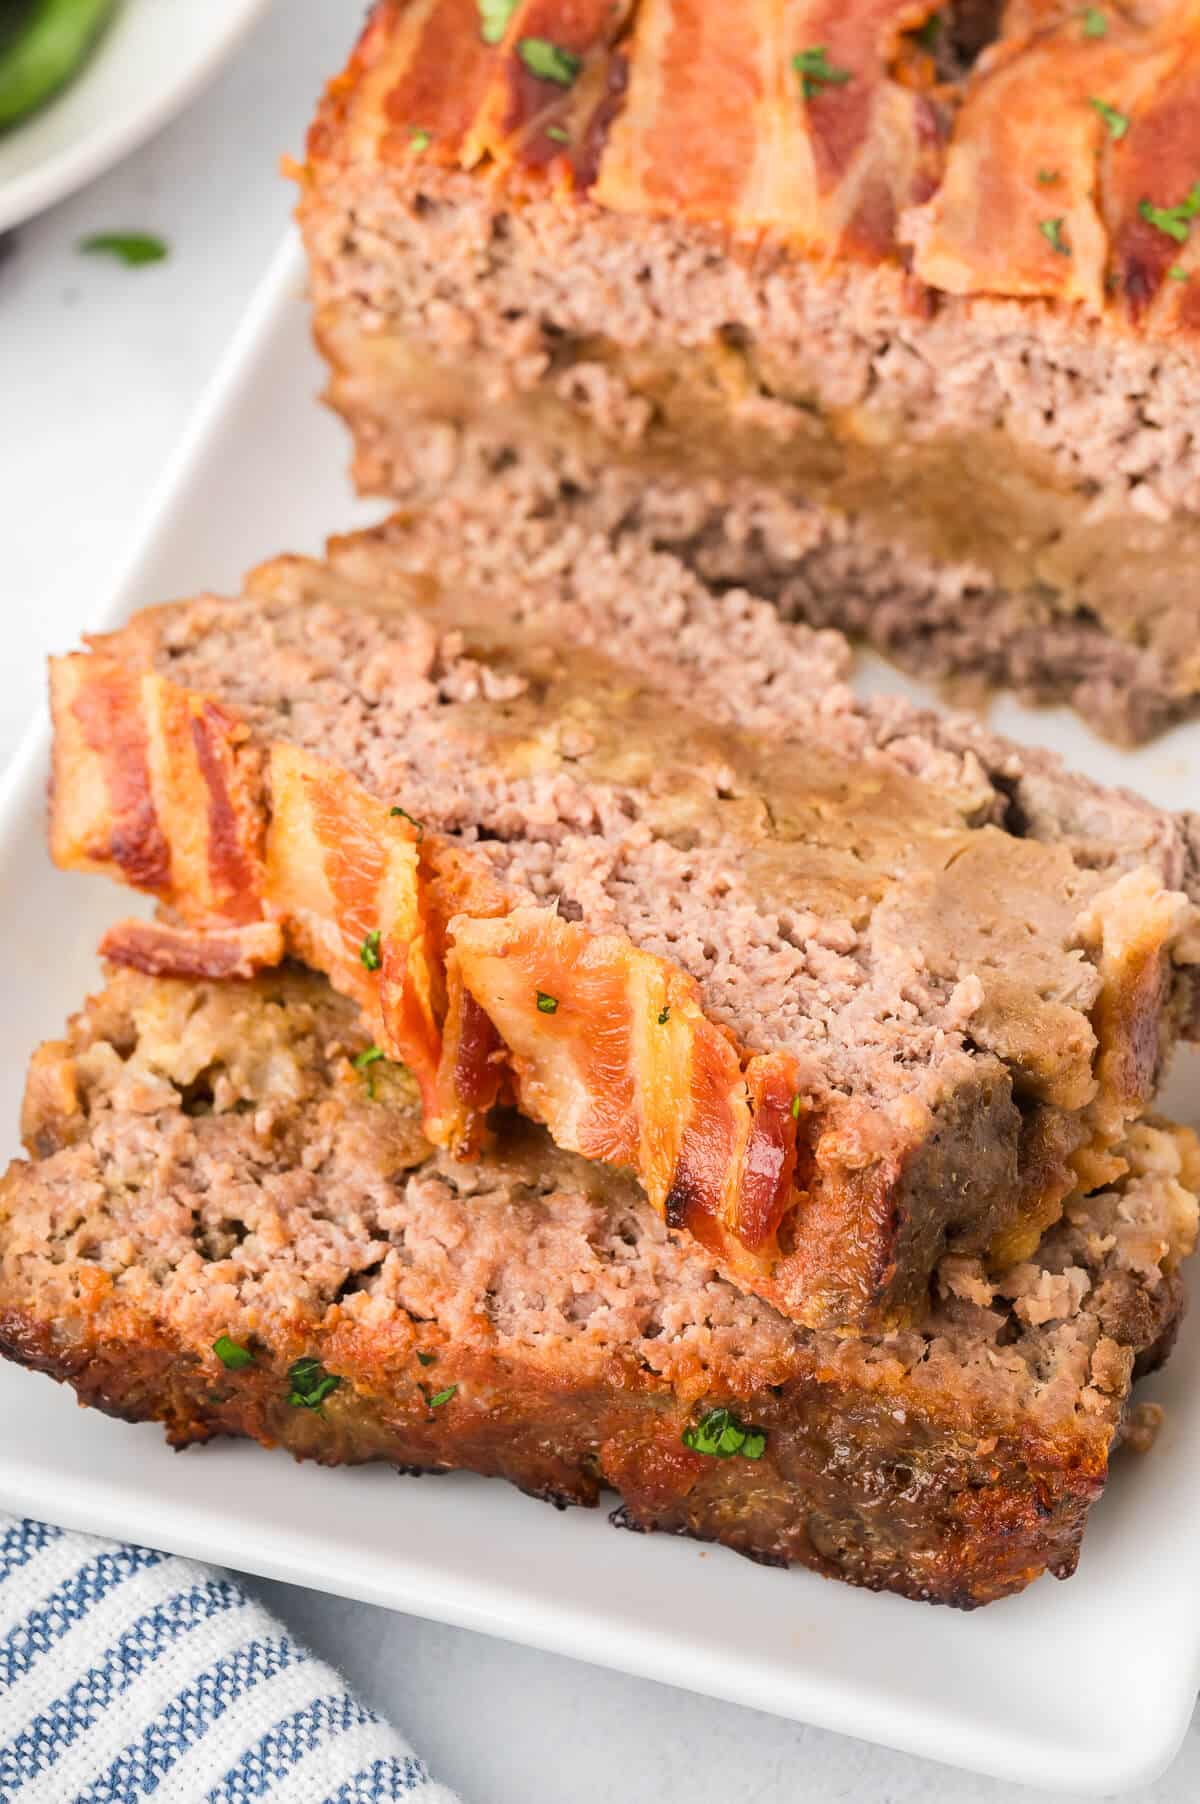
[536,990,559,1014]
[287,1357,342,1411]
[682,1406,767,1461]
[354,1044,385,1098]
[915,13,941,50]
[792,46,852,100]
[213,1334,253,1371]
[1036,168,1061,186]
[410,128,432,152]
[1039,216,1070,256]
[416,1351,437,1366]
[79,232,168,268]
[478,0,518,44]
[360,930,382,972]
[517,36,580,86]
[389,805,424,840]
[545,124,570,144]
[1088,97,1128,141]
[427,1384,458,1408]
[1139,183,1200,245]
[1082,6,1107,35]
[790,1093,802,1120]
[1169,264,1190,281]
[657,1006,670,1025]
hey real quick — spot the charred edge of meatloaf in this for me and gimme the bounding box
[0,1304,1100,1608]
[1,965,1195,1608]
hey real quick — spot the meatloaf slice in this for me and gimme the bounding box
[297,0,1200,743]
[48,509,1200,1332]
[1,965,1195,1609]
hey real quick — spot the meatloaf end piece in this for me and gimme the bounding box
[2,965,1195,1608]
[47,511,1200,1330]
[297,0,1200,743]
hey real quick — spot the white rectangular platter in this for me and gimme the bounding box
[2,233,1199,1795]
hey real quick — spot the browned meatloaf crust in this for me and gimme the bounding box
[47,508,1200,1332]
[297,0,1200,742]
[1,965,1195,1607]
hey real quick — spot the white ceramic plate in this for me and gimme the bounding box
[2,234,1200,1796]
[0,0,271,233]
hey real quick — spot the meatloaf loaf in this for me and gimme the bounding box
[47,505,1200,1332]
[1,964,1194,1608]
[298,0,1200,742]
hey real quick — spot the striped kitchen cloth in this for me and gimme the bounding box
[0,1514,462,1804]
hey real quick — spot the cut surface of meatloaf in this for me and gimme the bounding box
[1,965,1195,1608]
[298,0,1200,742]
[47,507,1200,1332]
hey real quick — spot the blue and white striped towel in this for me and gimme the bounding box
[0,1515,462,1804]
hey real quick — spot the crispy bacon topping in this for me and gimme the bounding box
[306,0,1200,327]
[461,0,639,179]
[901,16,1181,312]
[51,657,265,917]
[99,918,286,981]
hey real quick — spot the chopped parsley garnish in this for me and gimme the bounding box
[1081,5,1107,35]
[410,128,432,152]
[360,930,382,972]
[1169,264,1190,281]
[790,1093,802,1120]
[287,1357,341,1410]
[213,1334,253,1371]
[1088,97,1128,141]
[478,0,518,44]
[545,124,569,144]
[682,1406,767,1461]
[354,1044,385,1097]
[518,36,580,85]
[1037,169,1061,186]
[416,1351,437,1366]
[1139,183,1200,245]
[536,990,559,1014]
[792,47,852,100]
[427,1384,458,1408]
[1039,217,1070,256]
[657,1005,670,1025]
[389,805,424,840]
[79,232,168,267]
[915,13,941,50]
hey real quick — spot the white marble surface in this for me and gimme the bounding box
[3,4,1200,1799]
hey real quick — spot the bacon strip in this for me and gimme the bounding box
[308,0,499,169]
[261,745,443,1113]
[591,0,776,230]
[782,0,945,256]
[51,656,265,918]
[902,15,1183,311]
[309,0,636,180]
[1104,44,1200,329]
[460,0,638,179]
[99,918,285,981]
